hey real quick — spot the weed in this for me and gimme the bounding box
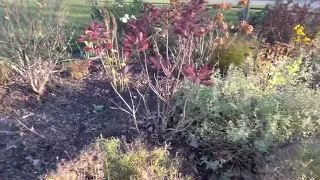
[66,60,91,80]
[45,137,186,180]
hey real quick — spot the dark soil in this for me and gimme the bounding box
[0,69,134,179]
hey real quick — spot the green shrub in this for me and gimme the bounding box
[99,138,182,179]
[210,38,253,69]
[180,57,320,153]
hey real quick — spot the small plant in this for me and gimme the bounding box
[66,60,92,80]
[44,138,185,180]
[293,24,311,45]
[76,9,130,91]
[0,0,73,97]
[211,37,253,69]
[0,60,10,84]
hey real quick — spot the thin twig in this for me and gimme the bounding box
[15,119,47,139]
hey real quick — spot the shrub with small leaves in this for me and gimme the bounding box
[210,37,253,69]
[179,56,320,153]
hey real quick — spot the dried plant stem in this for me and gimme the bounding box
[110,84,140,135]
[15,119,47,139]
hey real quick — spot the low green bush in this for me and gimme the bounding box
[99,138,182,179]
[210,38,253,69]
[179,56,320,154]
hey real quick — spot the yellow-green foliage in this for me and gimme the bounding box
[45,138,186,180]
[0,60,10,83]
[211,38,253,68]
[66,60,90,80]
[181,57,320,152]
[97,138,182,180]
[266,58,304,90]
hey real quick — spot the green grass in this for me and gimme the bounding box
[66,0,93,23]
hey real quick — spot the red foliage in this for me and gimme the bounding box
[76,20,112,56]
[147,56,170,70]
[260,2,320,44]
[123,32,149,57]
[122,0,219,56]
[184,65,214,86]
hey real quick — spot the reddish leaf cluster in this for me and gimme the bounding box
[123,32,149,57]
[174,0,212,37]
[260,1,320,44]
[184,65,214,86]
[123,3,168,57]
[147,56,171,70]
[76,20,112,55]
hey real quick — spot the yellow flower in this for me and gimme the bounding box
[303,37,311,44]
[120,61,126,68]
[107,57,113,64]
[293,24,301,31]
[111,67,116,74]
[296,28,305,36]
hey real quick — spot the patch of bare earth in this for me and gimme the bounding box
[0,69,132,179]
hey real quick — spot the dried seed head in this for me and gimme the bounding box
[239,20,253,35]
[238,0,248,7]
[221,2,232,10]
[215,13,223,22]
